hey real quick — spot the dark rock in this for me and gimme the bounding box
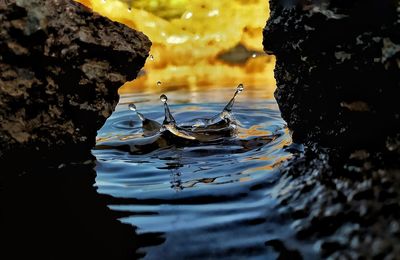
[0,0,151,258]
[263,0,400,258]
[265,239,303,260]
[320,240,346,257]
[0,0,151,174]
[263,0,400,147]
[272,146,400,258]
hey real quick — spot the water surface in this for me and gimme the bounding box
[93,87,300,259]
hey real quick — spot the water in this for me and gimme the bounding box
[93,86,299,259]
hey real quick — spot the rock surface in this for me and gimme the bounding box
[274,145,400,258]
[0,0,151,174]
[264,0,400,146]
[0,0,151,258]
[264,0,400,258]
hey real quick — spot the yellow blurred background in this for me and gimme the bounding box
[75,0,275,96]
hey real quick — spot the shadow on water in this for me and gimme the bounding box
[0,86,310,259]
[0,162,164,259]
[92,87,308,259]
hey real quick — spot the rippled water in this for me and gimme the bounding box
[93,87,299,259]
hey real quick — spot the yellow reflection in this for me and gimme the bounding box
[242,156,292,175]
[238,125,272,139]
[75,0,275,95]
[242,155,272,162]
[239,177,251,182]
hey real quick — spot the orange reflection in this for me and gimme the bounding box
[242,156,291,175]
[238,125,272,139]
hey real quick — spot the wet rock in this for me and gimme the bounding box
[271,146,400,258]
[0,0,151,258]
[263,0,400,258]
[0,0,151,175]
[265,239,303,260]
[263,0,400,147]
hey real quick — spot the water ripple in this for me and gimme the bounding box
[93,89,296,259]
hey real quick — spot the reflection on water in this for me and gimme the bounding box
[93,87,301,259]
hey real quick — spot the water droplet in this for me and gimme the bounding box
[149,54,154,60]
[160,94,168,103]
[127,7,132,12]
[128,103,161,132]
[252,53,257,58]
[222,85,244,112]
[157,81,162,87]
[128,103,137,111]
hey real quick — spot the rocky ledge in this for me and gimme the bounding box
[264,0,400,258]
[0,0,151,258]
[0,0,151,175]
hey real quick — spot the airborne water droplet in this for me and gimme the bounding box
[127,7,132,13]
[161,94,179,126]
[128,103,145,122]
[149,54,154,60]
[237,84,244,92]
[157,81,162,87]
[252,53,257,58]
[128,103,137,111]
[222,84,244,112]
[128,102,162,134]
[160,94,168,103]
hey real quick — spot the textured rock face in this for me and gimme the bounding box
[263,0,400,258]
[0,0,151,172]
[263,0,400,146]
[0,1,152,258]
[274,146,400,258]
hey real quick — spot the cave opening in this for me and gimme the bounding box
[2,0,400,258]
[76,0,305,258]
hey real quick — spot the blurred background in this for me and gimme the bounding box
[76,0,275,99]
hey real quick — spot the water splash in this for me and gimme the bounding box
[128,103,144,121]
[223,83,244,112]
[161,86,243,141]
[160,94,168,103]
[128,102,161,136]
[162,85,244,142]
[94,83,295,260]
[237,83,244,92]
[97,86,244,153]
[180,83,244,131]
[160,94,196,140]
[160,94,175,124]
